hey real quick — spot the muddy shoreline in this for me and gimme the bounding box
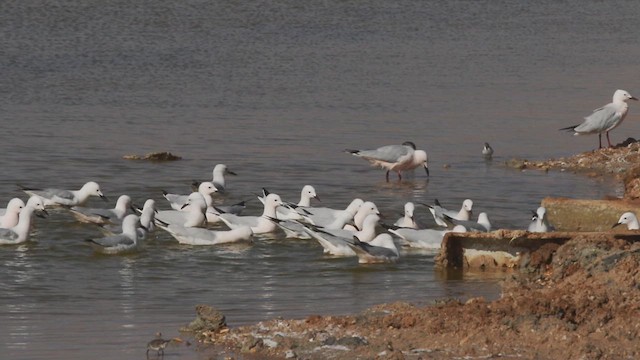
[182,144,640,360]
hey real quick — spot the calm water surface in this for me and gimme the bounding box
[1,1,638,358]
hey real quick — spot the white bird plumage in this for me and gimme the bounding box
[19,181,107,207]
[561,89,638,149]
[345,141,429,182]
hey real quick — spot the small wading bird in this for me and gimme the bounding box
[146,332,182,357]
[345,141,429,182]
[560,89,638,149]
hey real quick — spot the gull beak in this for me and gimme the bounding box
[631,96,639,101]
[99,193,109,202]
[181,203,190,210]
[424,164,430,177]
[314,195,321,202]
[612,222,622,229]
[36,209,49,218]
[227,170,237,176]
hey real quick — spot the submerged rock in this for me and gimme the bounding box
[122,152,182,161]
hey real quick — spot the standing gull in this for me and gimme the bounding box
[561,89,638,149]
[345,141,429,181]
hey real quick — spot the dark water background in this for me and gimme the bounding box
[1,1,638,358]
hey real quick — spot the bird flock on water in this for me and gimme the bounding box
[1,89,639,263]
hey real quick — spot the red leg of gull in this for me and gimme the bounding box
[385,170,390,182]
[606,131,613,147]
[398,171,402,181]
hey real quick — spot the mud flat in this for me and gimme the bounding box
[183,144,640,359]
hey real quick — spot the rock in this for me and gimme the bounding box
[180,304,227,335]
[122,151,182,161]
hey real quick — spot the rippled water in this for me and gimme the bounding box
[1,0,637,358]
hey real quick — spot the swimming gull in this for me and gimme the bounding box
[18,181,107,207]
[393,202,418,229]
[217,193,284,234]
[85,214,142,254]
[613,212,639,230]
[0,205,48,245]
[561,89,638,148]
[441,212,491,232]
[345,141,429,181]
[482,142,494,158]
[528,207,555,232]
[297,198,364,229]
[164,182,218,210]
[155,192,207,228]
[347,233,399,264]
[0,198,26,228]
[424,199,473,227]
[158,222,253,245]
[69,194,133,225]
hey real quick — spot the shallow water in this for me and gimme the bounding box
[0,0,636,358]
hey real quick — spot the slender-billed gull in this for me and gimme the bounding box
[528,207,555,232]
[211,164,236,193]
[155,192,207,228]
[482,142,494,158]
[385,224,455,250]
[0,198,26,228]
[260,185,319,220]
[343,201,380,231]
[164,182,218,210]
[561,89,638,148]
[69,194,133,225]
[347,233,399,264]
[297,198,364,229]
[424,199,473,227]
[0,205,48,245]
[345,141,429,181]
[85,214,142,254]
[613,212,639,230]
[19,181,107,207]
[442,212,491,232]
[158,222,253,245]
[205,199,248,224]
[301,213,381,256]
[393,202,417,229]
[217,193,284,234]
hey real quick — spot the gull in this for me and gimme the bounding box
[561,89,638,148]
[164,182,218,210]
[210,163,237,193]
[0,198,26,228]
[301,213,381,256]
[193,164,237,193]
[343,201,380,231]
[157,220,253,245]
[260,185,319,220]
[393,202,418,229]
[18,181,107,207]
[217,193,284,234]
[528,207,555,232]
[85,214,142,254]
[205,199,249,224]
[297,198,364,229]
[69,194,133,225]
[0,196,46,228]
[424,199,473,227]
[0,205,48,245]
[441,212,491,232]
[482,142,494,158]
[345,141,429,181]
[155,192,207,228]
[102,199,157,240]
[347,233,399,264]
[386,224,467,250]
[613,212,639,230]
